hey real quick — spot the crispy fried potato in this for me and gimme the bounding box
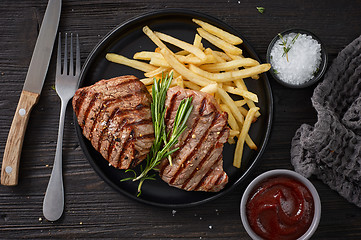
[159,48,214,87]
[200,58,259,72]
[144,66,170,78]
[106,53,157,72]
[189,63,271,82]
[217,87,244,124]
[234,107,259,168]
[107,21,272,168]
[192,19,243,45]
[197,28,243,55]
[200,83,218,94]
[222,85,258,103]
[155,31,207,60]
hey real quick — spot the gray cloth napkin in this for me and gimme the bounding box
[291,36,361,207]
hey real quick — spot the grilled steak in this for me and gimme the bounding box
[72,75,154,169]
[159,87,230,192]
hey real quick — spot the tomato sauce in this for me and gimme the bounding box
[246,176,314,240]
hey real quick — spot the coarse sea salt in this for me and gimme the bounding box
[270,33,321,85]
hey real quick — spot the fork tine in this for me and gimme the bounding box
[75,34,80,76]
[56,33,61,77]
[69,33,74,76]
[63,33,68,75]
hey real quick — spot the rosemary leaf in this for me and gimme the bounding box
[256,7,265,14]
[121,73,193,196]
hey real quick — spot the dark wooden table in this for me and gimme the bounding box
[1,0,360,239]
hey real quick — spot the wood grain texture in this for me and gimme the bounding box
[1,0,361,239]
[1,90,39,186]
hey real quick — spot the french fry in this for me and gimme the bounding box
[143,26,168,49]
[133,51,160,61]
[182,54,217,65]
[217,87,244,124]
[173,75,184,88]
[238,106,249,117]
[233,107,259,168]
[183,80,202,90]
[155,31,207,60]
[160,48,214,87]
[193,33,203,49]
[192,19,243,45]
[175,50,189,55]
[144,67,170,78]
[222,85,258,103]
[189,63,271,82]
[208,49,226,63]
[197,28,242,55]
[234,99,247,107]
[106,53,157,72]
[245,135,257,150]
[229,129,240,138]
[140,78,154,86]
[149,56,171,67]
[227,53,260,80]
[214,51,233,61]
[219,104,240,131]
[106,21,271,169]
[234,79,261,118]
[200,83,218,94]
[200,58,259,72]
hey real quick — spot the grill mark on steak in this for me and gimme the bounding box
[96,106,119,153]
[81,92,100,128]
[159,86,229,192]
[90,92,149,151]
[73,89,86,117]
[107,117,127,164]
[72,75,154,170]
[127,119,152,126]
[169,111,220,185]
[193,154,223,191]
[159,96,205,175]
[181,126,227,189]
[165,91,180,124]
[118,129,135,168]
[215,171,228,186]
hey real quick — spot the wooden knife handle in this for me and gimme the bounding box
[1,90,39,186]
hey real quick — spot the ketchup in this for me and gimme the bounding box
[246,176,314,240]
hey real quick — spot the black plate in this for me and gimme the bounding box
[75,9,273,208]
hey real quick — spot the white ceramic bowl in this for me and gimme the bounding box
[240,169,321,240]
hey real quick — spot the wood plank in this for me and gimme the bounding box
[1,0,361,239]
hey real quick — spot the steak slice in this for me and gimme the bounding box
[159,87,230,192]
[72,75,154,169]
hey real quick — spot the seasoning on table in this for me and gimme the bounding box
[270,32,322,85]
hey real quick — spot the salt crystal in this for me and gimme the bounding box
[209,225,213,229]
[172,210,176,216]
[270,33,321,85]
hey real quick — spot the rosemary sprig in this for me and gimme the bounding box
[121,73,193,196]
[256,7,265,14]
[278,33,300,61]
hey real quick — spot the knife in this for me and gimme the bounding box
[1,0,62,186]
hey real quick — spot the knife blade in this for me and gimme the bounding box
[1,0,62,186]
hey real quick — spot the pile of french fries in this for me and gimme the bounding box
[106,19,271,168]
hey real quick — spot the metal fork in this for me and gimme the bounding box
[43,33,80,221]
